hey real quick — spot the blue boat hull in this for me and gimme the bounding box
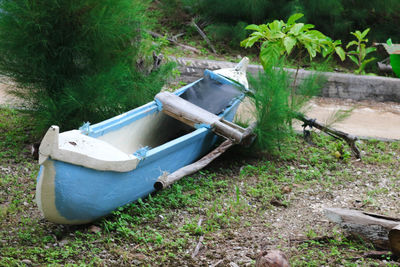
[36,70,243,224]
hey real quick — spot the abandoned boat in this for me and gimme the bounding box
[36,58,249,224]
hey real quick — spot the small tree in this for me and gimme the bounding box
[0,0,173,135]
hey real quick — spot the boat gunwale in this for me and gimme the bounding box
[86,70,243,139]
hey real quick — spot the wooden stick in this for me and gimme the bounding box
[154,122,256,190]
[191,218,204,258]
[191,19,217,54]
[147,30,201,54]
[154,139,234,190]
[296,113,361,159]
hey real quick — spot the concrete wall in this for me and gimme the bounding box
[174,57,400,102]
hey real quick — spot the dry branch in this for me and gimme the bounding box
[297,114,361,158]
[154,122,256,190]
[191,218,204,258]
[154,139,234,190]
[191,19,217,54]
[147,30,200,54]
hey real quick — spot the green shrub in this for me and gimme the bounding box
[0,0,174,136]
[166,0,400,49]
[205,22,248,49]
[246,64,326,153]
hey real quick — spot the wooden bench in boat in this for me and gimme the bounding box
[155,91,248,144]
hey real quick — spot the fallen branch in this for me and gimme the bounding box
[155,139,233,190]
[154,123,256,190]
[191,19,217,54]
[296,114,361,159]
[191,218,204,258]
[147,30,200,54]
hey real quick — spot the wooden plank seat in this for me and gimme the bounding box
[155,91,246,144]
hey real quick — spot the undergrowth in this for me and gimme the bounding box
[1,109,399,266]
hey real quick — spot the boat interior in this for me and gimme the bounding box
[95,75,242,155]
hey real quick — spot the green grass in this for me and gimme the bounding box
[1,108,400,266]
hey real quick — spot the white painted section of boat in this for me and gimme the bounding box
[39,126,140,172]
[214,57,249,89]
[97,112,187,155]
[36,160,91,224]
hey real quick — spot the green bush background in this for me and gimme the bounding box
[0,0,174,136]
[161,0,400,48]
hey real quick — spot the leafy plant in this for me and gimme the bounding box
[244,63,326,152]
[240,13,345,69]
[346,28,377,74]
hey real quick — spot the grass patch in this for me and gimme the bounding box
[1,108,399,265]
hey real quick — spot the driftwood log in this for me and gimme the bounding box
[297,114,361,159]
[324,208,400,254]
[389,224,400,255]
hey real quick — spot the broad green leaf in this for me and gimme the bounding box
[283,36,297,54]
[333,40,342,46]
[322,46,332,57]
[365,46,376,55]
[361,28,370,39]
[387,38,393,46]
[268,20,284,32]
[303,42,317,59]
[240,35,261,48]
[347,54,359,66]
[346,41,358,49]
[361,57,376,66]
[245,24,262,32]
[260,42,282,69]
[269,32,285,40]
[307,30,327,40]
[289,23,304,35]
[287,13,304,25]
[301,24,315,31]
[335,47,346,61]
[359,57,376,72]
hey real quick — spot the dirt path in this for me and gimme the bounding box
[303,98,400,140]
[0,81,19,107]
[236,97,400,140]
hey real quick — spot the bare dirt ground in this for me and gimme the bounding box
[0,81,19,107]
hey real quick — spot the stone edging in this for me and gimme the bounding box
[173,57,400,102]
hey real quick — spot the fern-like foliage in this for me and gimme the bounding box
[0,0,174,136]
[246,64,325,153]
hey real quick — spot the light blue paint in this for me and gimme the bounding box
[42,70,243,223]
[37,166,43,182]
[133,146,151,160]
[154,98,163,111]
[79,122,92,135]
